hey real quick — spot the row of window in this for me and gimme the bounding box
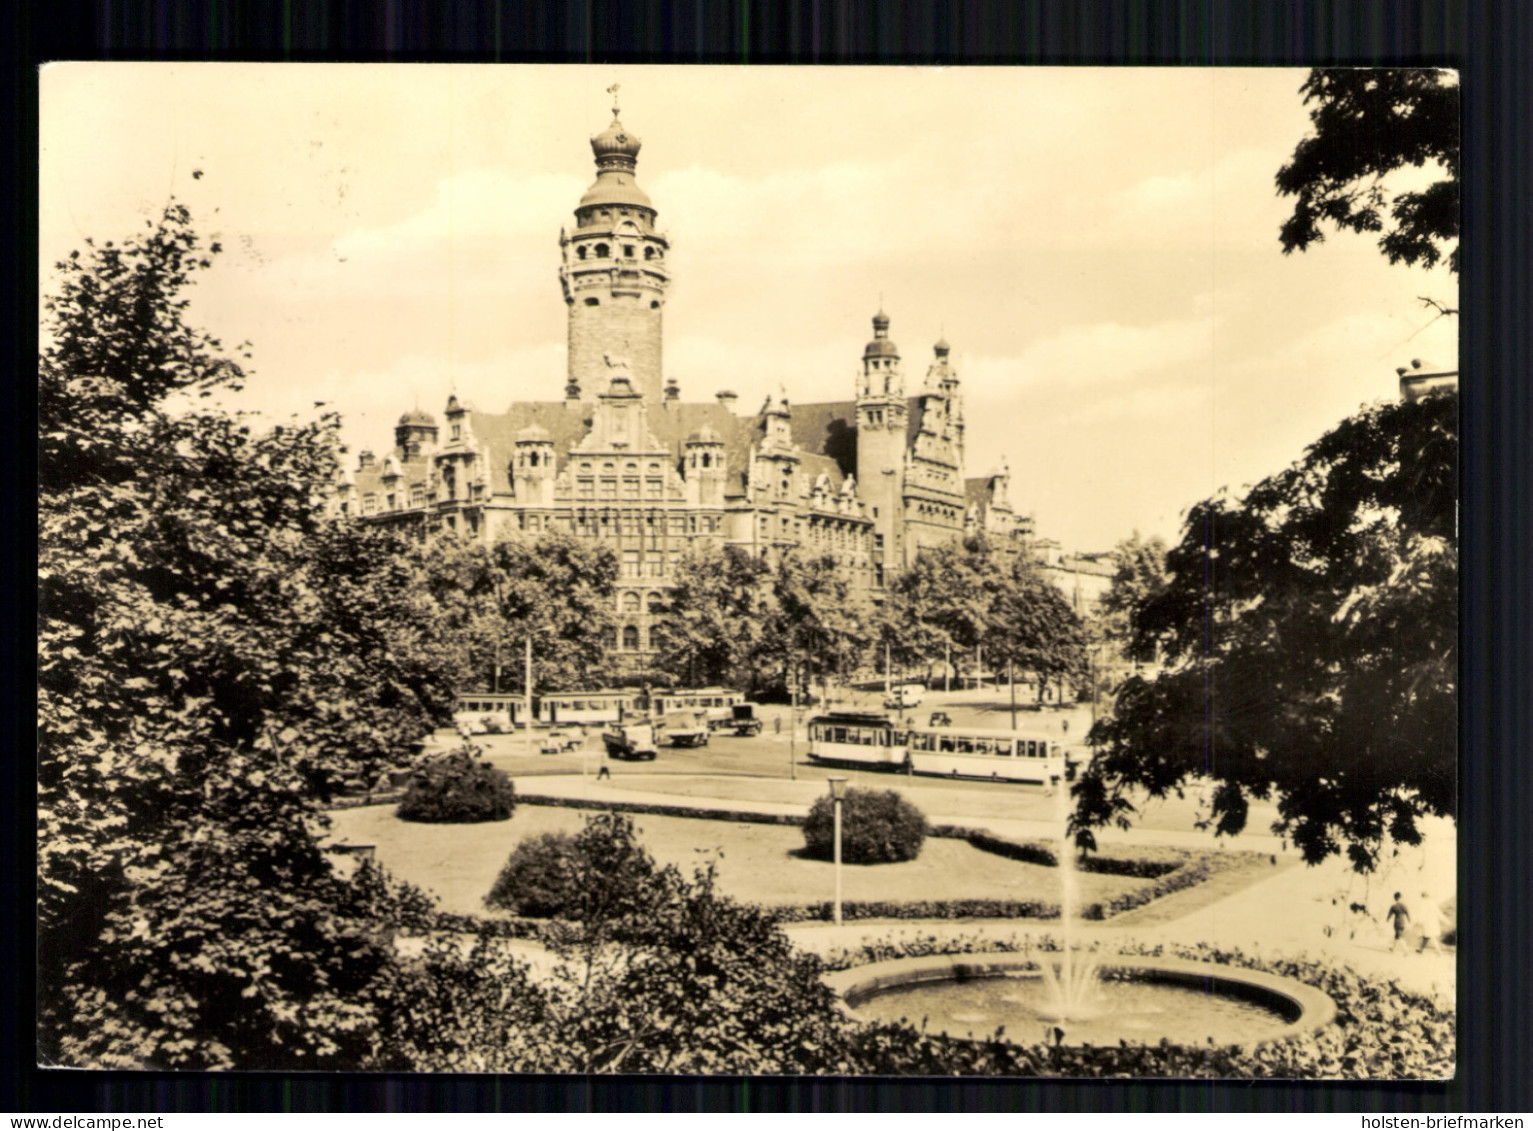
[571,512,721,536]
[574,242,663,261]
[907,733,1054,758]
[576,476,666,501]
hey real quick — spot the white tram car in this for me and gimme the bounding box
[650,688,749,729]
[806,712,1070,784]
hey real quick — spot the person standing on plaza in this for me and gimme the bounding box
[1416,891,1444,954]
[1384,892,1412,954]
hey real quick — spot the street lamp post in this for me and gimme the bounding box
[827,775,848,927]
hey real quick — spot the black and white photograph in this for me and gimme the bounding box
[38,63,1458,1077]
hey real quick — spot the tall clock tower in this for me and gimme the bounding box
[558,95,671,403]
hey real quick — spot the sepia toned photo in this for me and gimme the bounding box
[38,64,1458,1077]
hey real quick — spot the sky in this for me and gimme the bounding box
[38,64,1458,552]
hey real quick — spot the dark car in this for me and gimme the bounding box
[927,710,953,727]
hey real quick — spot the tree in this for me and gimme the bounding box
[1077,391,1457,872]
[753,551,871,701]
[421,532,619,695]
[1098,531,1170,666]
[504,813,855,1074]
[1277,68,1460,276]
[647,544,770,688]
[984,554,1088,704]
[38,201,447,1067]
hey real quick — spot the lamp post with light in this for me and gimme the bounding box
[827,775,848,926]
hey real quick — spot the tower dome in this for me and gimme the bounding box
[399,408,436,426]
[864,309,899,359]
[591,111,642,167]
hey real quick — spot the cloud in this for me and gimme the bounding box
[962,313,1220,401]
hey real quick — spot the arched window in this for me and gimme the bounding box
[595,244,610,259]
[701,452,711,468]
[585,297,600,307]
[623,591,641,613]
[528,451,539,468]
[647,592,665,614]
[577,246,587,260]
[644,247,655,260]
[622,625,640,650]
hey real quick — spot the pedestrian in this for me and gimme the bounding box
[1384,891,1412,954]
[1416,891,1444,954]
[1061,719,1069,734]
[775,715,782,735]
[597,763,611,781]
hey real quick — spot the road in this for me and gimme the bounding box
[454,686,1281,840]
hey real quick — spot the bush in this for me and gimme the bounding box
[485,831,582,916]
[802,787,926,864]
[397,748,516,823]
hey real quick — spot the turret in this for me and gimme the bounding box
[395,408,438,459]
[513,423,557,507]
[684,424,726,507]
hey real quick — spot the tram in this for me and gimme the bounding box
[535,690,641,726]
[452,693,525,734]
[805,712,1071,784]
[650,688,749,729]
[804,712,907,771]
[903,725,1068,784]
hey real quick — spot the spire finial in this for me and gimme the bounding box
[607,82,621,116]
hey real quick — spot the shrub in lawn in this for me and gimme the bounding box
[397,748,516,823]
[802,787,926,864]
[485,831,582,916]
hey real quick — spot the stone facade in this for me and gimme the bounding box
[332,103,1033,663]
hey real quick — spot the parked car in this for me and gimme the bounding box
[657,710,711,748]
[602,722,659,761]
[883,684,925,710]
[927,710,952,728]
[539,727,584,754]
[728,702,764,737]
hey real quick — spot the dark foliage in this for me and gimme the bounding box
[1277,68,1459,275]
[397,749,516,824]
[484,831,583,916]
[802,787,927,864]
[38,201,455,1068]
[1079,392,1457,871]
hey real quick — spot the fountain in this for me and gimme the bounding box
[826,761,1337,1048]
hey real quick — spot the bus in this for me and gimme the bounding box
[651,688,749,730]
[536,690,640,726]
[452,693,525,734]
[805,712,906,771]
[904,725,1068,784]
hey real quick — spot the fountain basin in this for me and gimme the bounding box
[827,953,1337,1047]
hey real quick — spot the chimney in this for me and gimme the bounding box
[357,449,376,471]
[565,378,582,406]
[716,390,738,414]
[665,376,680,403]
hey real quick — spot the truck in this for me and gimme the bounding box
[657,710,711,748]
[883,683,925,710]
[601,721,660,761]
[727,702,764,737]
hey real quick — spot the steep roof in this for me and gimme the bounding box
[789,400,858,478]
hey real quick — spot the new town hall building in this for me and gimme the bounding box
[332,104,1034,660]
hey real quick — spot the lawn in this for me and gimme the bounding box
[327,802,1151,917]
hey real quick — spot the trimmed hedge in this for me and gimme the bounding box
[484,831,581,917]
[518,793,806,827]
[774,898,1057,923]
